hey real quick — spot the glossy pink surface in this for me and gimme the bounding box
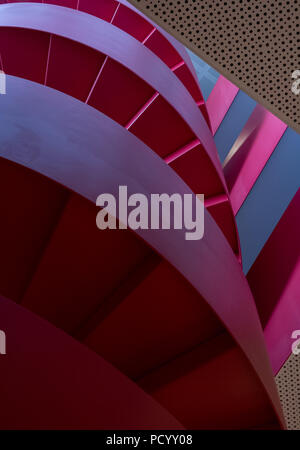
[206,75,239,136]
[0,1,240,254]
[223,104,287,214]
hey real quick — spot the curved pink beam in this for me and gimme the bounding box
[0,75,285,426]
[247,189,300,375]
[0,294,183,429]
[223,104,287,215]
[0,2,221,181]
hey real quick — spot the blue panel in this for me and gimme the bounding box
[214,90,256,163]
[186,49,219,101]
[236,127,300,274]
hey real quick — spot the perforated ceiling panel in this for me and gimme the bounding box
[276,355,300,430]
[127,0,300,133]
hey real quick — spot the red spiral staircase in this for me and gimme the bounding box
[0,0,286,429]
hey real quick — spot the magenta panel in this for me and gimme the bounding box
[0,294,183,429]
[112,3,153,42]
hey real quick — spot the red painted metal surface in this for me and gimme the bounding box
[0,76,285,428]
[0,294,183,429]
[247,189,300,375]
